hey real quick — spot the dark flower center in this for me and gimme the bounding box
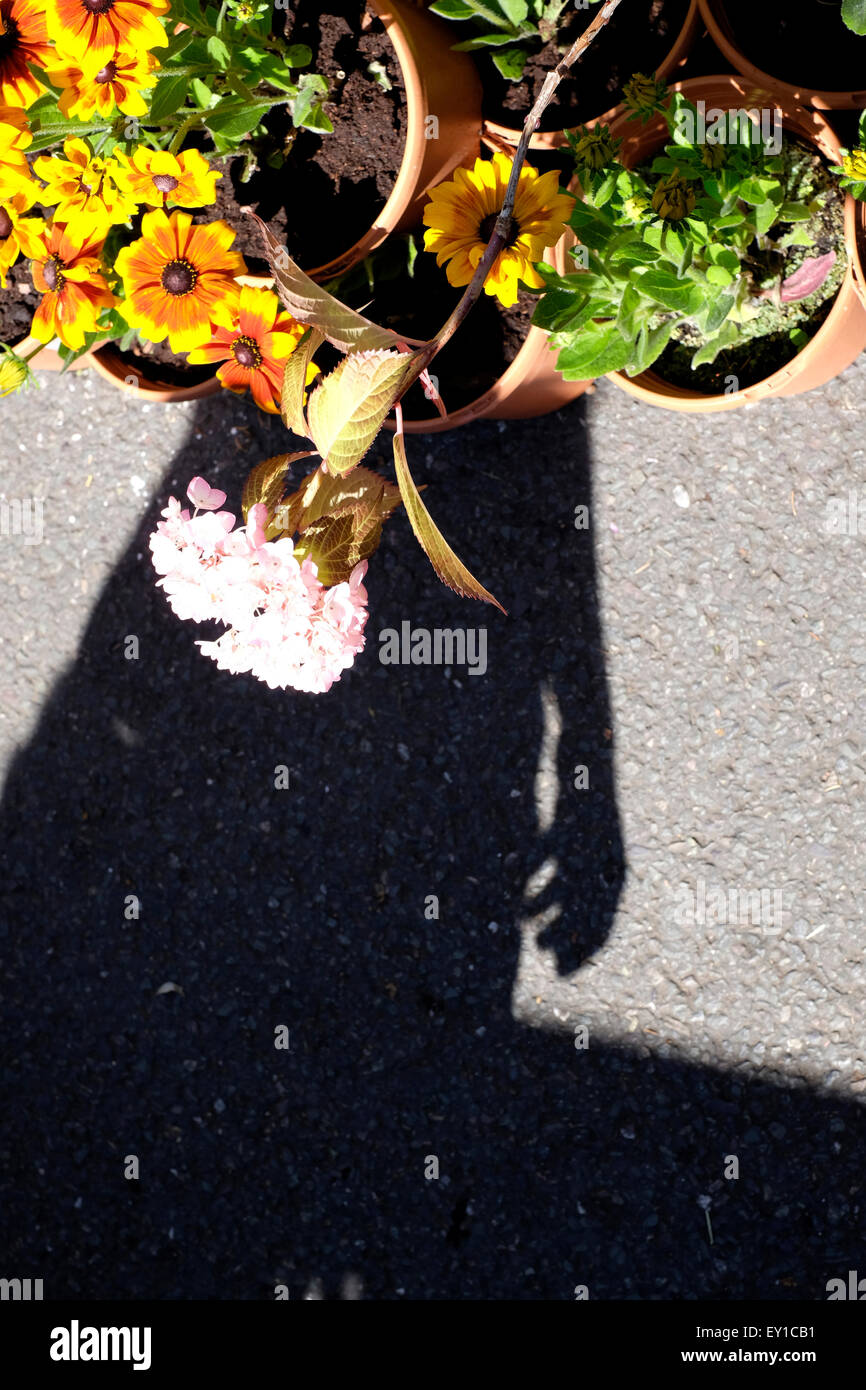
[81,0,115,14]
[43,255,66,293]
[232,335,262,370]
[152,174,179,194]
[161,258,197,296]
[0,207,12,239]
[95,61,117,83]
[479,211,518,247]
[0,14,19,59]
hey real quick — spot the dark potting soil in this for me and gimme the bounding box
[720,0,866,93]
[208,2,406,276]
[481,0,690,132]
[649,142,847,394]
[342,241,537,417]
[0,259,40,346]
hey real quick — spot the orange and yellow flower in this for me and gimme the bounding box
[29,219,117,348]
[188,285,319,413]
[34,137,134,234]
[0,110,32,198]
[114,210,245,352]
[423,150,574,308]
[45,0,169,64]
[47,46,157,120]
[0,0,50,108]
[112,146,220,210]
[0,187,43,284]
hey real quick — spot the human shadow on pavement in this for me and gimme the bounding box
[1,392,864,1300]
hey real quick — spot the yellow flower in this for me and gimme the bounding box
[651,169,696,221]
[422,151,574,309]
[843,149,866,181]
[45,0,169,65]
[34,137,134,233]
[47,47,157,120]
[0,110,32,199]
[0,187,44,284]
[112,146,220,210]
[0,348,30,395]
[29,216,117,349]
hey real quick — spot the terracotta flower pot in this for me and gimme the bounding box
[603,75,866,413]
[851,199,866,312]
[483,0,701,153]
[310,0,483,281]
[10,335,91,372]
[389,213,588,434]
[90,0,484,405]
[698,0,866,112]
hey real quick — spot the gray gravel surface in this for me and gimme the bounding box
[1,359,865,1300]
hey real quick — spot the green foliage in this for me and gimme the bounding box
[842,0,866,36]
[537,92,833,381]
[429,0,592,81]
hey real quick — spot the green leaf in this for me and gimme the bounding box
[498,0,530,24]
[429,0,476,17]
[554,322,633,380]
[148,74,189,123]
[701,290,736,337]
[281,328,323,435]
[754,199,777,236]
[191,77,214,109]
[241,451,319,528]
[276,464,402,538]
[206,34,231,67]
[842,0,866,34]
[283,467,402,582]
[632,270,705,315]
[206,99,272,139]
[689,321,739,368]
[307,349,416,476]
[705,265,733,286]
[778,201,811,222]
[625,320,674,377]
[252,213,404,352]
[492,46,527,80]
[393,432,505,612]
[284,44,313,67]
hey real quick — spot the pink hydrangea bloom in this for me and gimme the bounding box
[149,480,369,693]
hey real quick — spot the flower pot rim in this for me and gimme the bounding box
[604,75,866,410]
[482,0,701,151]
[698,0,866,112]
[305,0,482,281]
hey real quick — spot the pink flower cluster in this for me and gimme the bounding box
[149,477,369,693]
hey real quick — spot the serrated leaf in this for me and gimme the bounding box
[241,450,317,526]
[290,471,401,584]
[307,350,415,476]
[249,213,402,351]
[281,327,323,435]
[842,0,866,34]
[393,432,505,613]
[275,465,401,540]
